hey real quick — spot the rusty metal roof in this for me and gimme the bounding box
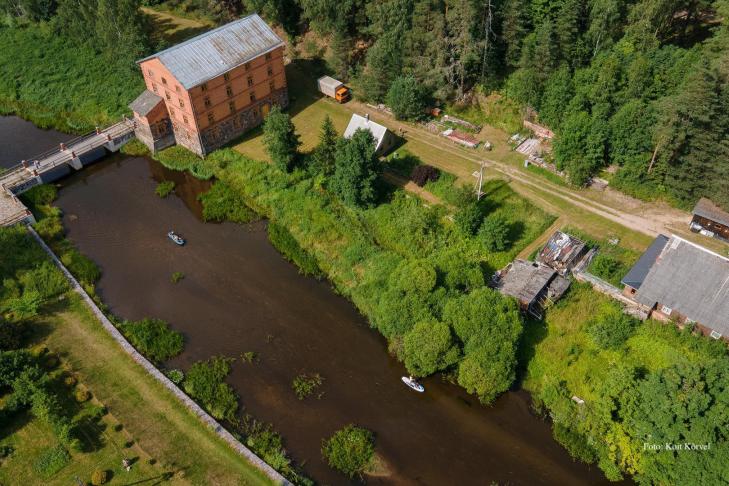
[537,231,586,271]
[139,14,284,90]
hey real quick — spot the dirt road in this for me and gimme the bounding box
[350,101,692,242]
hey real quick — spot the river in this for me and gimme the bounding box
[2,116,612,485]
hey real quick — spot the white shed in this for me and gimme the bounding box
[343,114,396,156]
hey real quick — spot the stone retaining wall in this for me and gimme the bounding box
[27,226,290,486]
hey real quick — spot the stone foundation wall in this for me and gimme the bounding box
[200,87,289,155]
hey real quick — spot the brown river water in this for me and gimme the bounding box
[2,116,613,485]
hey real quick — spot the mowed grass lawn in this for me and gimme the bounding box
[0,296,272,486]
[233,60,352,161]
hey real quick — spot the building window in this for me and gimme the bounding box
[178,99,184,108]
[201,83,208,92]
[250,92,256,102]
[223,72,230,82]
[165,92,171,100]
[226,85,233,98]
[228,101,235,114]
[269,81,275,92]
[183,115,188,124]
[247,76,253,87]
[265,52,272,60]
[162,77,167,85]
[267,66,273,77]
[207,112,215,124]
[204,96,211,108]
[253,108,258,117]
[245,62,250,71]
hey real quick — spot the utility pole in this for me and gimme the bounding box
[475,161,486,200]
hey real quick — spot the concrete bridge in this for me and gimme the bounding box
[0,119,136,226]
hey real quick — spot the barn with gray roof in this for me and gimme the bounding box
[623,234,729,340]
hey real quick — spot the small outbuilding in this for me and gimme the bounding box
[690,197,729,242]
[536,231,588,275]
[344,114,396,156]
[494,259,570,318]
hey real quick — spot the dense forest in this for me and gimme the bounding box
[2,0,728,209]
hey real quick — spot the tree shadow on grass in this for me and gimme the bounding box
[72,412,107,453]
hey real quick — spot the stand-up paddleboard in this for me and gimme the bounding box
[401,376,424,393]
[167,230,185,246]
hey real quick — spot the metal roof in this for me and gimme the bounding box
[138,14,285,90]
[537,231,586,271]
[497,260,556,306]
[634,235,729,335]
[693,197,729,228]
[129,90,164,116]
[621,234,669,289]
[344,114,390,152]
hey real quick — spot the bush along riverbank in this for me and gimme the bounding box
[155,141,555,405]
[21,182,311,484]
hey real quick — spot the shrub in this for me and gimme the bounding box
[155,180,175,198]
[553,424,596,464]
[267,222,322,278]
[478,214,510,251]
[588,253,628,287]
[166,369,184,384]
[454,202,482,235]
[75,387,90,403]
[403,321,460,377]
[240,416,295,475]
[156,146,200,172]
[190,160,215,180]
[410,165,440,187]
[32,445,70,478]
[170,271,185,283]
[292,373,324,400]
[63,374,77,387]
[198,182,257,224]
[321,424,375,478]
[60,249,101,285]
[119,318,184,362]
[34,215,64,241]
[586,307,638,349]
[23,184,57,207]
[91,469,108,485]
[183,357,238,420]
[0,320,24,351]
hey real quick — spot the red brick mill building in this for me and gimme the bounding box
[129,14,288,156]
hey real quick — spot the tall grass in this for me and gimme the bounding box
[0,25,144,133]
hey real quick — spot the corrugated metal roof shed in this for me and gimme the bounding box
[344,114,390,153]
[537,231,586,272]
[129,90,164,116]
[139,14,285,90]
[635,235,729,336]
[693,197,729,228]
[621,234,669,289]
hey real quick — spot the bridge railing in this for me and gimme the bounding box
[0,118,136,193]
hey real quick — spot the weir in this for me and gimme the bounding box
[0,118,136,226]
